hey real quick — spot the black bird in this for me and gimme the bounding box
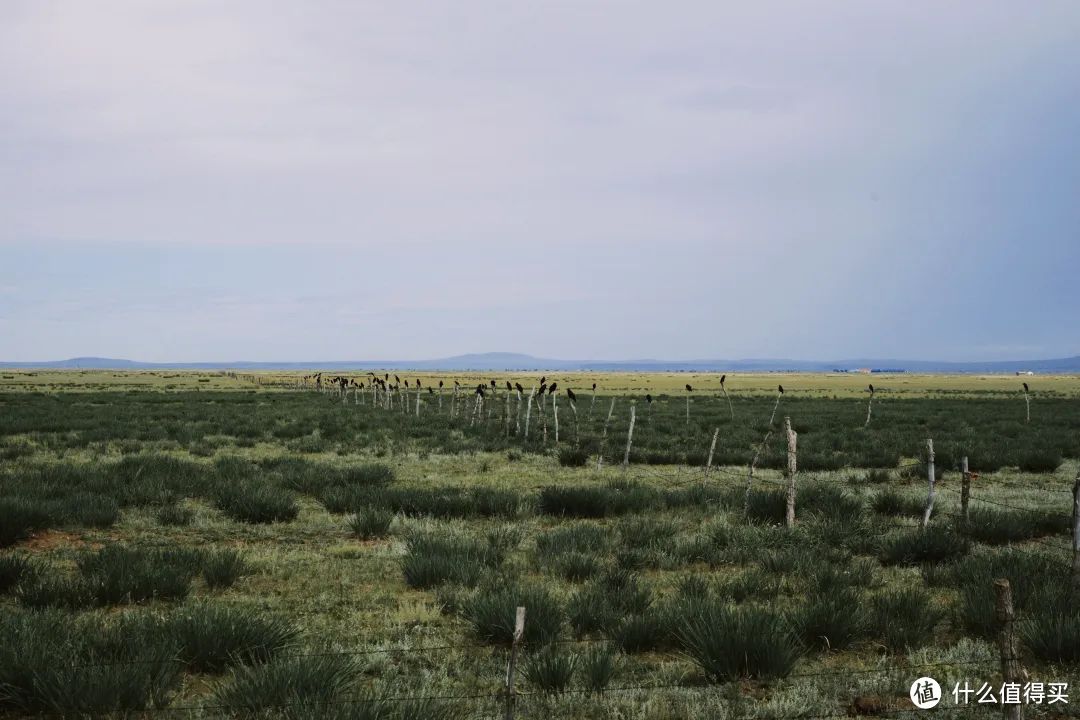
[439,380,444,388]
[395,375,400,385]
[515,382,524,394]
[549,383,558,395]
[720,374,726,385]
[384,373,389,381]
[416,379,421,388]
[778,385,785,394]
[428,387,434,394]
[540,376,546,385]
[566,388,577,402]
[685,384,693,392]
[506,381,512,391]
[538,383,547,395]
[1023,382,1029,393]
[454,380,460,387]
[476,384,485,396]
[869,384,874,394]
[646,394,653,404]
[592,382,596,391]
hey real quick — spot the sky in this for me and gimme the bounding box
[2,1,1079,363]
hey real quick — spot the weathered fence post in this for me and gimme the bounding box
[720,375,733,422]
[515,388,523,435]
[553,393,559,444]
[921,439,936,530]
[504,606,525,720]
[784,417,797,528]
[597,397,616,470]
[994,579,1024,720]
[704,427,719,479]
[1072,469,1080,593]
[622,402,636,468]
[768,388,783,428]
[864,385,874,427]
[524,386,535,440]
[1023,384,1031,423]
[961,456,971,522]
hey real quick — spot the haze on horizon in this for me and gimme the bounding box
[2,2,1078,364]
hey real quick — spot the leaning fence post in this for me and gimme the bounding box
[921,439,936,530]
[961,456,971,522]
[994,579,1024,720]
[1072,470,1080,594]
[622,402,636,468]
[597,397,616,470]
[784,417,797,528]
[504,606,526,720]
[704,427,719,479]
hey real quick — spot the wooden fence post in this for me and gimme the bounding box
[622,402,636,468]
[864,386,874,427]
[921,439,936,530]
[784,417,797,528]
[524,387,535,440]
[1072,469,1080,594]
[704,427,719,479]
[961,456,971,522]
[994,579,1024,720]
[554,394,560,444]
[504,606,525,720]
[597,397,616,470]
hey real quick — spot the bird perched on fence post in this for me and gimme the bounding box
[1022,382,1031,423]
[685,384,693,425]
[768,385,785,427]
[720,374,733,421]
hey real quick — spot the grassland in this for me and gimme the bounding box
[1,371,1078,719]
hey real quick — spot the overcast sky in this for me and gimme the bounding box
[2,1,1078,362]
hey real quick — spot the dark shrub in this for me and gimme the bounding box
[202,549,248,590]
[879,525,969,566]
[77,546,200,605]
[0,610,181,714]
[580,647,618,693]
[538,485,609,518]
[0,554,36,594]
[522,646,577,692]
[400,530,493,589]
[348,509,393,540]
[557,447,590,467]
[871,588,942,651]
[215,482,299,524]
[952,549,1061,638]
[1020,590,1080,663]
[955,508,1068,544]
[871,488,924,517]
[792,589,866,651]
[0,498,51,547]
[156,503,194,526]
[166,604,298,672]
[461,583,562,646]
[744,489,786,524]
[212,654,359,710]
[677,602,801,681]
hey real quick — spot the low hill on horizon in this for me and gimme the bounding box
[2,352,1079,374]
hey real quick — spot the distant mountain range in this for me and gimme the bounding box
[2,352,1079,373]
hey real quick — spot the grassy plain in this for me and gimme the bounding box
[1,371,1078,719]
